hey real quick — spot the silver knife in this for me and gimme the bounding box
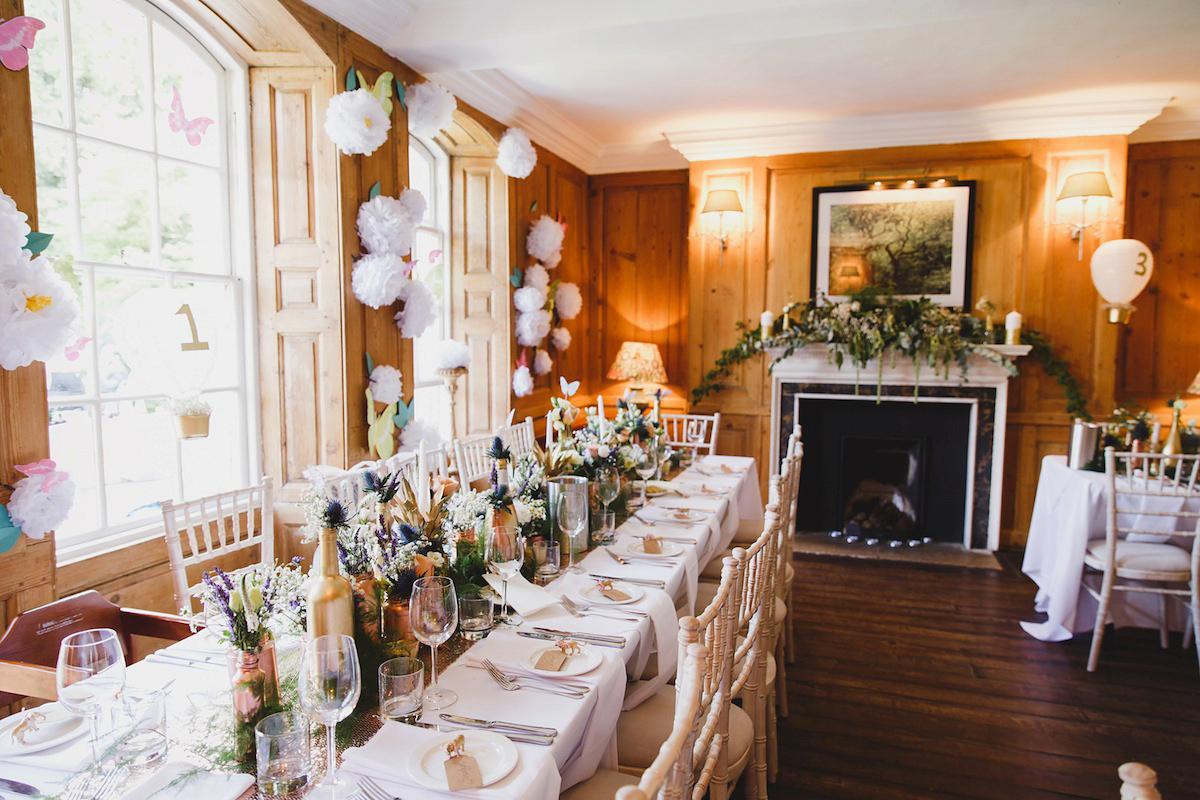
[531,626,626,644]
[0,778,38,797]
[517,630,625,648]
[405,720,553,746]
[440,714,558,737]
[587,573,666,588]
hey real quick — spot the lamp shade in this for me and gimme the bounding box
[1057,171,1113,201]
[1188,369,1200,396]
[607,341,668,383]
[701,189,743,215]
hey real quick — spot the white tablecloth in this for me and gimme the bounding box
[1020,455,1197,642]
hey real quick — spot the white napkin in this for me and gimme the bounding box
[342,721,560,800]
[0,712,93,775]
[122,761,254,800]
[483,572,560,617]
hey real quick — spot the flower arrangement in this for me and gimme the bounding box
[168,395,212,416]
[497,127,537,179]
[195,560,307,651]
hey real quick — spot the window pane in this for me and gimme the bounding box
[170,281,240,389]
[153,22,221,167]
[159,161,225,271]
[408,144,433,206]
[180,391,244,498]
[27,0,67,127]
[101,397,175,525]
[48,404,101,537]
[412,385,449,442]
[32,127,76,257]
[95,274,165,395]
[78,142,153,265]
[70,0,152,150]
[46,267,93,398]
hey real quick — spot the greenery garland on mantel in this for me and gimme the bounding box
[690,292,1091,420]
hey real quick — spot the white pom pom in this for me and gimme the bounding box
[542,249,562,269]
[405,81,457,139]
[435,339,470,370]
[554,282,582,320]
[351,252,409,308]
[394,279,437,338]
[512,365,534,397]
[399,418,444,452]
[8,466,74,538]
[0,188,31,268]
[550,326,571,351]
[515,309,552,347]
[497,128,537,179]
[357,195,416,256]
[0,253,81,370]
[532,348,552,375]
[526,215,565,263]
[513,285,547,314]
[369,364,404,405]
[324,89,390,156]
[523,264,550,291]
[397,188,426,226]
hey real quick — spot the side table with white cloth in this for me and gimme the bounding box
[1021,455,1199,642]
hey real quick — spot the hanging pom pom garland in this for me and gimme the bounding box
[324,88,390,156]
[497,127,537,179]
[405,81,457,139]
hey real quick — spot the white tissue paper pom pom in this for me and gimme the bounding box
[497,127,537,179]
[394,279,437,338]
[515,309,552,347]
[357,195,416,256]
[397,188,427,227]
[550,326,571,351]
[512,365,534,397]
[351,252,409,308]
[8,469,74,539]
[0,189,31,268]
[369,364,403,405]
[324,88,391,156]
[526,215,565,264]
[512,285,547,314]
[405,81,457,139]
[532,348,552,375]
[523,264,550,291]
[399,418,443,452]
[0,254,81,370]
[542,250,562,269]
[554,282,582,320]
[435,339,470,370]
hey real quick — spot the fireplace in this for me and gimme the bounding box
[841,436,924,540]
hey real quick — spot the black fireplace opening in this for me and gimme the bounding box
[841,436,924,539]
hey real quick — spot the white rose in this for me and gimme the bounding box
[512,499,532,524]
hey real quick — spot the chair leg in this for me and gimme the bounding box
[1087,575,1115,673]
[1158,591,1170,649]
[1184,607,1194,651]
[767,689,779,783]
[775,636,789,718]
[1192,587,1200,676]
[754,681,769,800]
[785,585,796,664]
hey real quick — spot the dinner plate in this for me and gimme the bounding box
[657,508,704,522]
[0,704,87,756]
[644,485,669,497]
[523,644,603,677]
[408,730,519,790]
[627,540,683,558]
[581,581,645,605]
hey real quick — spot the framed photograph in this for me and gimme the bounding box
[810,181,976,308]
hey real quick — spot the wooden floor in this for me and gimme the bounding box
[769,552,1200,799]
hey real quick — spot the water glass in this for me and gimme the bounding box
[458,596,493,640]
[411,576,459,710]
[56,628,126,766]
[485,526,526,625]
[557,492,588,574]
[117,688,167,766]
[533,540,561,584]
[255,711,309,795]
[379,658,424,722]
[298,634,360,800]
[593,510,617,546]
[634,445,659,507]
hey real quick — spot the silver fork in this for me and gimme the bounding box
[634,513,697,529]
[481,659,586,698]
[605,547,674,567]
[358,775,398,800]
[561,595,643,621]
[68,765,124,800]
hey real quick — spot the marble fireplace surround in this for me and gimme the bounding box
[768,344,1028,551]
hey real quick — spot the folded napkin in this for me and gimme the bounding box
[0,718,94,775]
[122,761,254,800]
[342,721,560,800]
[483,572,560,617]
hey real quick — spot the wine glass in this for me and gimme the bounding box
[595,466,620,544]
[56,628,126,766]
[298,634,361,799]
[556,493,588,574]
[410,575,458,710]
[634,444,659,507]
[686,420,705,465]
[485,527,526,623]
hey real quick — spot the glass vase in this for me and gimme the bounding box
[229,648,269,764]
[225,637,280,709]
[382,595,420,659]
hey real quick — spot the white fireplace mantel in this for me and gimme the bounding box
[768,344,1029,551]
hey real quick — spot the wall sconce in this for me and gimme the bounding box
[1056,171,1113,261]
[700,189,744,251]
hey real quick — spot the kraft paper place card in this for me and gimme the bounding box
[444,735,483,791]
[642,535,662,554]
[534,649,568,671]
[596,579,631,602]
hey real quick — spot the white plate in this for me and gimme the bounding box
[644,485,669,497]
[408,730,519,790]
[627,540,683,558]
[0,704,87,756]
[653,508,705,522]
[523,645,603,677]
[581,581,645,605]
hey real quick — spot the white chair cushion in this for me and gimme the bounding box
[560,769,637,800]
[732,516,765,545]
[616,684,753,772]
[1084,539,1191,579]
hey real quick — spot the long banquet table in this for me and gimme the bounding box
[0,455,762,799]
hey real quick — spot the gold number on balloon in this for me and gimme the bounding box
[1134,252,1148,276]
[175,304,210,352]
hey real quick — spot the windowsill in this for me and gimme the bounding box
[55,521,166,568]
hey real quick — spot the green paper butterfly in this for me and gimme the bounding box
[392,398,414,430]
[509,267,523,288]
[356,69,395,115]
[366,387,396,459]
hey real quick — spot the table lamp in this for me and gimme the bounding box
[607,341,667,405]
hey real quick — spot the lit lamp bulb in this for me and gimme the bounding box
[1090,239,1154,323]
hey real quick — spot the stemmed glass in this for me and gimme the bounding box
[298,634,361,799]
[634,444,659,507]
[556,493,588,574]
[410,575,458,710]
[485,527,526,624]
[595,466,620,544]
[56,628,126,766]
[686,421,705,466]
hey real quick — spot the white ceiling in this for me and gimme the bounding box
[305,0,1200,173]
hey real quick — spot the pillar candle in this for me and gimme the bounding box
[416,439,431,516]
[597,395,605,422]
[1005,310,1022,345]
[760,310,775,342]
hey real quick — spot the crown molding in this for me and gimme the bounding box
[665,98,1172,162]
[427,69,605,174]
[1130,117,1200,143]
[591,141,690,174]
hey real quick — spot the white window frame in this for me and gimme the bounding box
[409,135,452,437]
[33,0,260,564]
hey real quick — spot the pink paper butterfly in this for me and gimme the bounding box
[64,336,91,362]
[14,459,69,493]
[428,249,443,264]
[0,16,44,71]
[168,85,213,146]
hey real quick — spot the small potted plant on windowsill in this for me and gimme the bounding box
[170,395,212,439]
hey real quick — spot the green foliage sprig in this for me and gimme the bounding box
[1021,328,1091,421]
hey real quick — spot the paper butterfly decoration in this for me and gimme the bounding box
[64,337,91,362]
[0,505,19,555]
[15,459,70,493]
[559,376,580,398]
[168,85,214,146]
[392,398,414,430]
[509,266,523,289]
[0,16,44,71]
[365,388,396,459]
[356,69,395,115]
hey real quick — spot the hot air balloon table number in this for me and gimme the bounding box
[1090,239,1154,324]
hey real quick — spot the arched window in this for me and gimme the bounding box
[28,0,256,559]
[408,136,451,439]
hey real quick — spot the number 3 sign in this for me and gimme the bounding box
[1090,238,1154,323]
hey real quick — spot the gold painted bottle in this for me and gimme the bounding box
[1163,406,1184,468]
[306,527,354,639]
